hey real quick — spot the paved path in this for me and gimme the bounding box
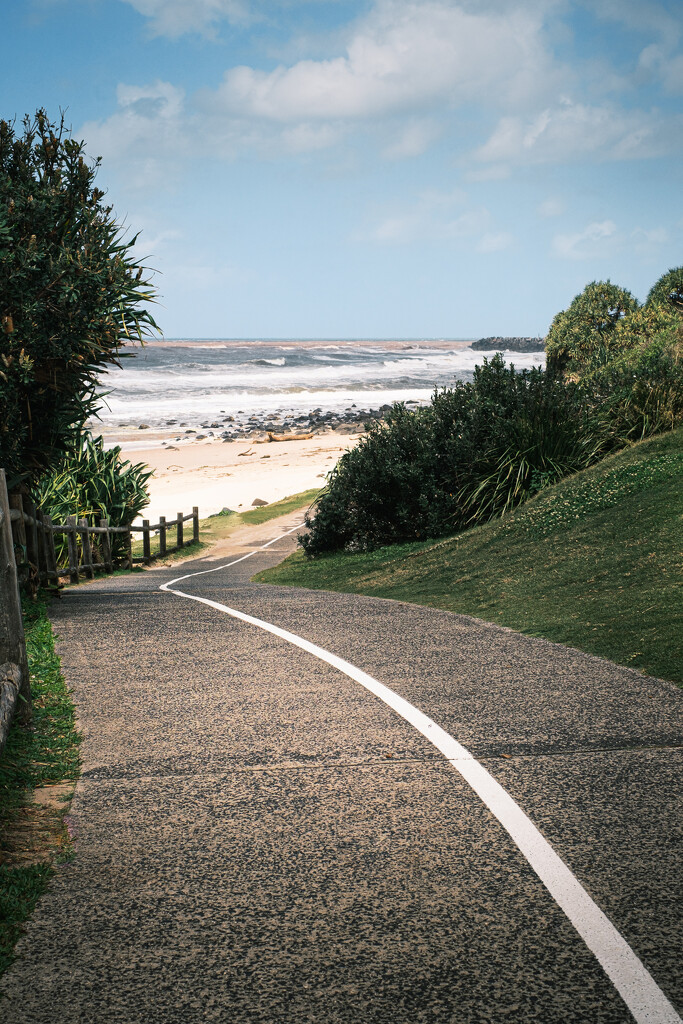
[3,514,682,1023]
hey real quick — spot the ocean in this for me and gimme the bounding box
[93,338,545,434]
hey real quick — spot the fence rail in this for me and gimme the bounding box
[1,469,32,755]
[6,502,199,586]
[0,464,200,753]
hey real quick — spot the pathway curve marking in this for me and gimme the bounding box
[160,525,681,1024]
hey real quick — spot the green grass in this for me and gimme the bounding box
[203,488,321,531]
[0,597,81,981]
[256,429,683,685]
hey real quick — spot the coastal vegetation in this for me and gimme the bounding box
[300,266,683,556]
[34,433,152,564]
[0,109,157,498]
[256,426,683,685]
[301,356,607,555]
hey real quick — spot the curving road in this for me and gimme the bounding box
[3,513,682,1023]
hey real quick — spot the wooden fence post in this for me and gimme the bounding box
[24,497,40,582]
[176,512,183,549]
[193,506,199,545]
[79,518,95,580]
[42,514,58,583]
[36,510,49,586]
[100,518,113,574]
[142,520,151,564]
[0,468,32,740]
[125,526,133,570]
[8,494,27,583]
[159,516,167,557]
[66,515,79,584]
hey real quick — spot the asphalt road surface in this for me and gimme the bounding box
[2,512,682,1023]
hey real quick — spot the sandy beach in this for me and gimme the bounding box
[122,427,364,524]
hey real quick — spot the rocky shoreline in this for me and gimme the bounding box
[131,401,411,444]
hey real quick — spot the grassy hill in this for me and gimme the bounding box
[255,427,683,685]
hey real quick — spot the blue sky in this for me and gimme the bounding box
[4,0,682,338]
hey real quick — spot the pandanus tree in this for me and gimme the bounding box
[0,110,159,488]
[545,269,683,380]
[646,266,683,312]
[545,269,683,442]
[544,280,639,377]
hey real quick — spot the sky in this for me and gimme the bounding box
[3,0,682,338]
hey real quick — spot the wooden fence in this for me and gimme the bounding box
[7,497,199,587]
[0,469,32,754]
[0,465,200,752]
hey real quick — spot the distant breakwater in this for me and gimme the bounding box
[471,337,545,352]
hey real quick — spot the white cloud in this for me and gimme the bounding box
[586,0,681,44]
[551,220,671,262]
[552,219,616,260]
[464,164,510,182]
[476,231,513,253]
[363,188,499,244]
[84,0,683,182]
[629,225,670,262]
[122,0,254,38]
[638,43,683,94]
[80,75,346,175]
[279,121,348,153]
[207,1,557,122]
[475,98,680,166]
[632,226,668,245]
[81,81,188,186]
[134,228,182,254]
[537,197,564,217]
[383,119,442,159]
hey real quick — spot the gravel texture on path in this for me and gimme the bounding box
[2,513,681,1023]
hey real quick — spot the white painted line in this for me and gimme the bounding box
[160,528,681,1024]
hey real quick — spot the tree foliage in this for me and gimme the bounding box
[544,268,683,440]
[646,266,683,311]
[544,280,639,377]
[0,110,158,487]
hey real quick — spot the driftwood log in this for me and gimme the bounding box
[267,431,314,442]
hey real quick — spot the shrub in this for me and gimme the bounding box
[33,433,152,563]
[450,376,608,527]
[302,356,607,554]
[301,403,446,554]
